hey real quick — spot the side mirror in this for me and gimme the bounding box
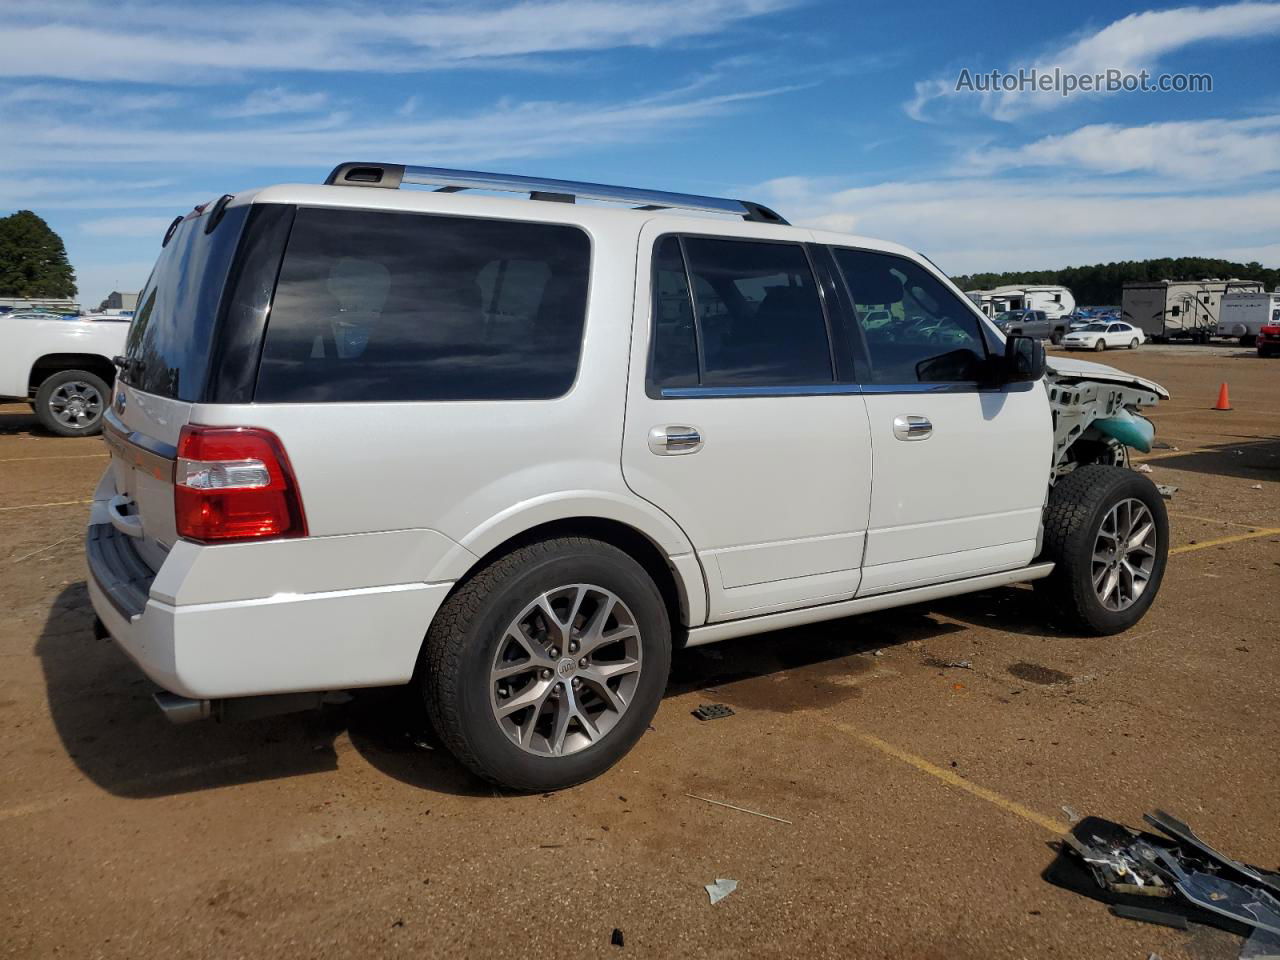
[1003,334,1045,383]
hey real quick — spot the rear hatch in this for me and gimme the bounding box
[103,202,255,572]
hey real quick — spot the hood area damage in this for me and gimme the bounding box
[1045,357,1169,483]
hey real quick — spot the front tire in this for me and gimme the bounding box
[1038,465,1169,635]
[1093,339,1106,351]
[33,369,109,437]
[421,537,671,791]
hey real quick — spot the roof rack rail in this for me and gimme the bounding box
[323,162,788,225]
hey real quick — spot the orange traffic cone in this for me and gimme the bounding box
[1213,382,1232,411]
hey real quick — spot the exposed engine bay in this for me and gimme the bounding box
[1044,356,1170,483]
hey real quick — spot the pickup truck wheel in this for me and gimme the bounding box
[1050,331,1063,345]
[1038,465,1169,635]
[34,369,109,437]
[421,537,671,791]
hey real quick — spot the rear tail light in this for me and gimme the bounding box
[175,426,307,543]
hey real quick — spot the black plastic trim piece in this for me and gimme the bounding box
[324,162,405,189]
[86,523,155,620]
[739,200,789,225]
[161,215,182,247]
[204,203,297,404]
[204,194,235,234]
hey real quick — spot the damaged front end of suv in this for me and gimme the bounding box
[1044,356,1169,483]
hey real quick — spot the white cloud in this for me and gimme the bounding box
[216,87,328,117]
[79,216,176,238]
[0,0,797,82]
[909,1,1280,121]
[0,84,794,172]
[755,174,1280,273]
[963,115,1280,179]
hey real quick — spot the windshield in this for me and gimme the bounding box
[122,206,249,400]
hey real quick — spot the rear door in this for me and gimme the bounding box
[825,244,1052,595]
[103,201,276,571]
[621,224,873,622]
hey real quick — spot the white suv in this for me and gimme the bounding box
[87,163,1171,790]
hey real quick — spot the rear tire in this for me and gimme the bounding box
[1037,465,1169,635]
[1050,330,1063,345]
[421,537,671,791]
[33,369,109,437]
[1129,338,1139,349]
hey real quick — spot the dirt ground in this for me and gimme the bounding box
[1,344,1276,960]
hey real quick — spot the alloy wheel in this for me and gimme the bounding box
[1092,498,1157,611]
[489,584,643,757]
[48,381,103,428]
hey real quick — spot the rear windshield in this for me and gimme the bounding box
[254,207,591,403]
[122,206,249,400]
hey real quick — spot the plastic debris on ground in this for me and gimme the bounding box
[1155,484,1178,500]
[1135,463,1154,473]
[705,878,738,904]
[1045,809,1280,958]
[692,703,735,721]
[610,928,625,948]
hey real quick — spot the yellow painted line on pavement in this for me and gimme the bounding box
[0,499,92,512]
[835,724,1066,835]
[1170,527,1280,556]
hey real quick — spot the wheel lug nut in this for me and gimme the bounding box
[572,678,582,690]
[579,658,588,669]
[540,669,552,680]
[549,647,560,658]
[568,641,579,653]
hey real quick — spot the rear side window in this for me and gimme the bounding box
[832,248,988,384]
[123,205,249,400]
[255,208,591,403]
[648,235,833,391]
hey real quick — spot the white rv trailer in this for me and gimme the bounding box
[1122,279,1264,341]
[965,284,1076,320]
[1216,291,1280,344]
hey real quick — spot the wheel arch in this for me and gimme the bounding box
[433,495,708,633]
[28,353,116,395]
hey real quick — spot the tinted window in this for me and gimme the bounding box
[123,206,249,400]
[833,248,988,384]
[255,208,590,403]
[681,237,832,386]
[649,236,699,390]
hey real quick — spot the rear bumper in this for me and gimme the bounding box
[86,522,454,700]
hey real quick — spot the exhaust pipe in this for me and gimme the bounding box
[153,691,212,724]
[152,689,351,724]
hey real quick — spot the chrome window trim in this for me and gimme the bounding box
[659,381,1003,399]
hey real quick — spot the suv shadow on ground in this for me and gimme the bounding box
[1145,437,1279,482]
[37,580,1063,800]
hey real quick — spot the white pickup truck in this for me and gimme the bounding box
[0,314,129,436]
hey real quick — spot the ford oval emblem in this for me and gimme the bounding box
[114,390,126,415]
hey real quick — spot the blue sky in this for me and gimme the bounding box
[2,0,1279,308]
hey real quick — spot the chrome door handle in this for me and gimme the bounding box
[892,415,932,441]
[648,425,703,455]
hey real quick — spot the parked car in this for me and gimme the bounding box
[1257,324,1280,357]
[993,309,1069,344]
[1062,321,1145,351]
[87,163,1171,791]
[0,311,127,435]
[861,308,893,329]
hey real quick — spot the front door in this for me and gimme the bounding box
[621,224,873,622]
[824,244,1052,596]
